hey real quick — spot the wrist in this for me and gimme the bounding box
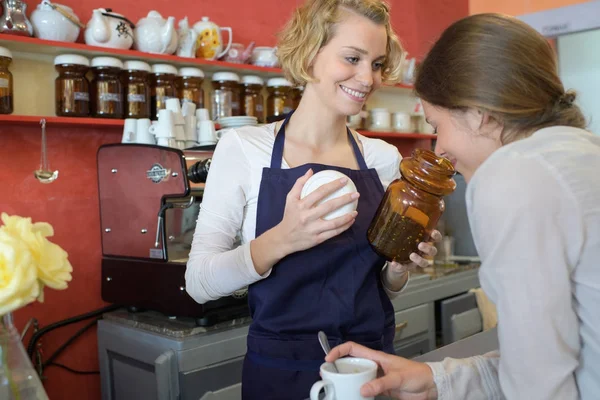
[383,264,409,292]
[265,225,293,260]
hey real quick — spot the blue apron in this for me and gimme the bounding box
[242,112,396,399]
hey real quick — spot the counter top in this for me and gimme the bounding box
[104,263,480,339]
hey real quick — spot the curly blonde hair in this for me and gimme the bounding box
[276,0,404,86]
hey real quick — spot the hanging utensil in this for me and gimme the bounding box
[33,118,59,184]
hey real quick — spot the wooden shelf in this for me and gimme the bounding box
[0,34,418,91]
[359,130,436,139]
[0,114,124,128]
[0,34,282,78]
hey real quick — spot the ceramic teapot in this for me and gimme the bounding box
[31,0,82,42]
[193,16,232,61]
[84,8,134,49]
[176,17,198,58]
[134,11,178,55]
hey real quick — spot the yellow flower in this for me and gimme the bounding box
[0,230,40,315]
[0,213,72,291]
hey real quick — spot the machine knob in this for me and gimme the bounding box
[187,158,212,184]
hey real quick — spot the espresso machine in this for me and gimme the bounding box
[97,144,249,326]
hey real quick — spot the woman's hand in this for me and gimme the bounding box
[326,342,438,400]
[251,169,359,275]
[277,169,359,253]
[386,230,442,283]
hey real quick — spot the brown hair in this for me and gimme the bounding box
[276,0,404,86]
[414,13,586,144]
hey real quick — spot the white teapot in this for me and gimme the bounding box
[30,0,82,42]
[134,11,178,55]
[84,8,134,49]
[193,16,232,61]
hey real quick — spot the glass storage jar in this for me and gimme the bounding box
[266,77,293,122]
[367,149,456,263]
[289,86,303,110]
[178,67,205,109]
[151,64,178,120]
[54,54,90,117]
[123,60,151,119]
[211,72,241,116]
[0,46,13,115]
[90,57,124,118]
[241,75,264,122]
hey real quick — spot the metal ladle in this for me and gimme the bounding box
[34,119,58,184]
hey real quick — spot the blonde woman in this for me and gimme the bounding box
[185,0,439,398]
[327,14,600,400]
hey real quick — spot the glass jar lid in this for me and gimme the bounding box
[91,56,123,69]
[152,64,178,75]
[54,54,90,67]
[0,46,13,59]
[124,60,151,72]
[179,67,205,78]
[267,77,293,87]
[242,75,264,86]
[212,71,240,82]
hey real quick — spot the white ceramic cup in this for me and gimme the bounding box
[196,108,210,121]
[156,137,177,148]
[370,108,391,130]
[181,101,197,118]
[301,170,358,220]
[184,115,198,142]
[197,120,217,145]
[150,110,175,138]
[310,358,378,400]
[392,112,411,132]
[135,118,155,144]
[122,118,137,143]
[165,98,182,114]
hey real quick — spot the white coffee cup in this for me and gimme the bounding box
[181,101,197,118]
[196,108,210,121]
[392,112,411,132]
[122,118,137,143]
[151,110,175,138]
[156,137,177,148]
[370,108,391,131]
[301,170,358,220]
[184,115,198,142]
[310,358,378,400]
[197,120,217,145]
[136,118,155,144]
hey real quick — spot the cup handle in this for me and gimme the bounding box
[310,380,334,400]
[217,27,233,59]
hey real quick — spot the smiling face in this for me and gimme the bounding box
[422,101,503,182]
[307,9,388,117]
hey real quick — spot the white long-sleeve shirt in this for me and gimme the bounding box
[185,123,404,304]
[427,126,600,399]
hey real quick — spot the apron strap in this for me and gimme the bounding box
[270,110,369,170]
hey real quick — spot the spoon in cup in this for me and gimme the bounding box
[318,331,339,373]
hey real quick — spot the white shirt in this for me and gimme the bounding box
[427,126,600,399]
[185,123,403,304]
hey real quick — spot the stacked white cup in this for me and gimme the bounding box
[196,108,218,146]
[150,109,177,148]
[121,118,156,145]
[165,98,187,149]
[182,101,198,148]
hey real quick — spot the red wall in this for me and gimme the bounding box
[0,0,467,398]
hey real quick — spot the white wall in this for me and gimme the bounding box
[558,29,600,135]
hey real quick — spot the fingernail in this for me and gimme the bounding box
[351,192,360,199]
[418,243,427,251]
[339,177,348,184]
[306,168,312,175]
